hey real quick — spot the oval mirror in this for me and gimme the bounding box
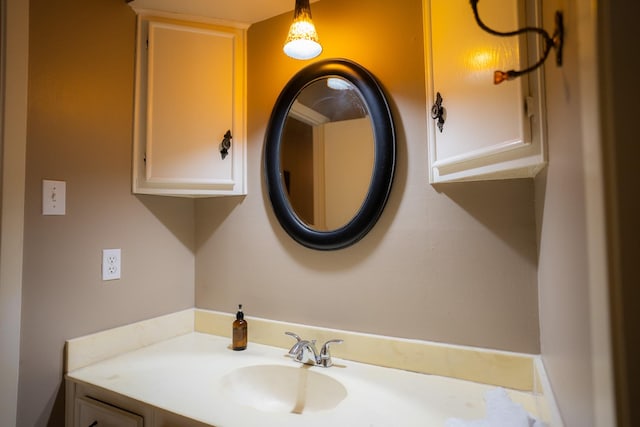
[264,59,396,250]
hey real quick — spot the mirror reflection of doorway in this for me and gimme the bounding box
[281,113,373,231]
[282,118,315,225]
[322,117,374,229]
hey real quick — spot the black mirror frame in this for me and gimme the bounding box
[264,59,396,250]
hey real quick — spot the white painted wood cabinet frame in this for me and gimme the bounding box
[132,12,247,196]
[423,0,547,183]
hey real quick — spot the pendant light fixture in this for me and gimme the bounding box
[283,0,322,60]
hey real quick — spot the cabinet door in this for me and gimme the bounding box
[424,0,546,182]
[75,396,144,427]
[133,16,246,196]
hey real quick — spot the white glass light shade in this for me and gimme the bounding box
[283,0,322,60]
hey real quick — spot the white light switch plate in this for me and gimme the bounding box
[42,180,66,215]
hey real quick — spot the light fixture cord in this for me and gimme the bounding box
[293,0,313,19]
[469,0,559,79]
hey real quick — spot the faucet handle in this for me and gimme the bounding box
[319,339,343,367]
[285,331,302,342]
[285,332,307,360]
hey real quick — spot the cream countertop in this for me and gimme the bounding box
[66,332,543,427]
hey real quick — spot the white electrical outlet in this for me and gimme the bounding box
[102,249,121,281]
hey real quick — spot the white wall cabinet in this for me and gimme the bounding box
[423,0,546,183]
[132,13,247,196]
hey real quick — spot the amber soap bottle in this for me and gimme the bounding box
[232,304,247,351]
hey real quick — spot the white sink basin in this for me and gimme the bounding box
[220,364,348,414]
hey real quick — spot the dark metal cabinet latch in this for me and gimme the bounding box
[431,92,445,132]
[219,130,232,160]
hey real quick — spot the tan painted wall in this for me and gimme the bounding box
[536,0,617,426]
[195,0,540,354]
[17,1,195,425]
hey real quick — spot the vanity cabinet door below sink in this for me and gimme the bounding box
[75,396,143,427]
[132,15,247,197]
[67,380,212,427]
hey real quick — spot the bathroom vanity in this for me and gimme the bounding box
[65,310,560,427]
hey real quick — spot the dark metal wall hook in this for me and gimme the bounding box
[469,0,564,84]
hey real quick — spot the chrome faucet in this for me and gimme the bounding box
[285,332,343,368]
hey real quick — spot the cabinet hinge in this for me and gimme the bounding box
[525,96,536,118]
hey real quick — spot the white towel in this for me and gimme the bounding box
[445,387,546,427]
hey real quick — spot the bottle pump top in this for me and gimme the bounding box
[236,304,244,320]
